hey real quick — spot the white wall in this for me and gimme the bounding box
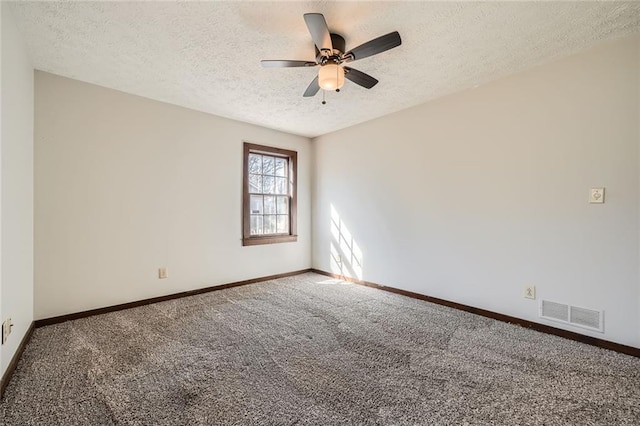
[1,4,34,376]
[312,35,640,348]
[637,38,640,346]
[35,72,311,319]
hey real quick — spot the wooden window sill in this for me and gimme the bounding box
[242,235,298,246]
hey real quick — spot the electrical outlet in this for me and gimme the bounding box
[589,187,605,204]
[2,318,13,344]
[524,285,536,300]
[158,267,168,279]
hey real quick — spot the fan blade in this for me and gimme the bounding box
[304,13,333,53]
[261,60,317,68]
[345,31,401,62]
[344,67,378,89]
[303,76,320,97]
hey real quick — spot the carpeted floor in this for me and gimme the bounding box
[1,272,639,425]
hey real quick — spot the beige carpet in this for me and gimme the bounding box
[1,272,639,425]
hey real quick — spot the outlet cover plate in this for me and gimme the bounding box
[524,285,536,300]
[1,318,12,344]
[589,187,605,204]
[159,267,168,279]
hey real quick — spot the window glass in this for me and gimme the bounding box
[243,144,297,245]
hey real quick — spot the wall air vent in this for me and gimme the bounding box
[540,300,569,322]
[540,300,603,333]
[570,306,602,330]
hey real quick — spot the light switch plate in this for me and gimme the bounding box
[590,188,605,204]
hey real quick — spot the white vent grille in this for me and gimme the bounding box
[570,306,601,330]
[540,300,603,332]
[541,300,569,322]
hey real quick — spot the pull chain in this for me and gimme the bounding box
[322,90,326,105]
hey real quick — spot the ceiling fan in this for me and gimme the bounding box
[261,13,402,101]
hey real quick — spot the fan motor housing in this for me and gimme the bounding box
[315,33,346,62]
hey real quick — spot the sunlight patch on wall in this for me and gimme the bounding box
[330,204,363,280]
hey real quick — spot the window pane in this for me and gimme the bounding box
[249,174,262,194]
[264,196,276,214]
[243,143,297,245]
[263,156,275,175]
[250,215,263,235]
[276,196,288,215]
[249,154,262,174]
[275,177,287,195]
[250,195,263,214]
[275,158,287,177]
[277,215,289,233]
[263,176,275,194]
[264,215,276,234]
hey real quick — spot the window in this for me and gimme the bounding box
[243,142,297,246]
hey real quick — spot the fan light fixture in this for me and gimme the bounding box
[318,63,345,91]
[261,13,402,103]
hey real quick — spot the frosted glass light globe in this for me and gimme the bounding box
[318,63,345,91]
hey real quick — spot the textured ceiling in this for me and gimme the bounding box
[7,1,640,138]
